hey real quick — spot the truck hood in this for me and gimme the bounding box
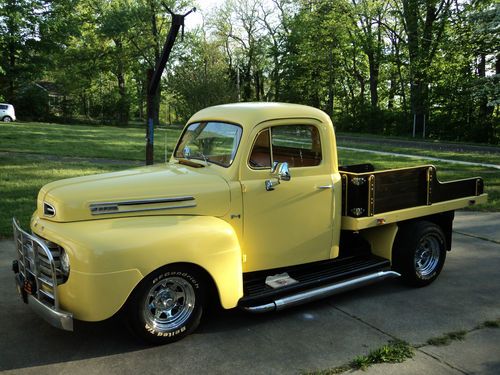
[37,163,231,223]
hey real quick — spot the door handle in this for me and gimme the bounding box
[316,185,333,190]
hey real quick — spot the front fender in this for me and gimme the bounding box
[31,215,243,321]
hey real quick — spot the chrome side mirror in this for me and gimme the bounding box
[277,162,291,181]
[265,162,291,191]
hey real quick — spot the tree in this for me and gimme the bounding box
[350,0,391,132]
[401,0,452,137]
[258,0,293,101]
[166,32,237,122]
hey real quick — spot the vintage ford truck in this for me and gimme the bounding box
[13,103,487,344]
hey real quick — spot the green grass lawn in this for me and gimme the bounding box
[0,121,497,238]
[0,121,182,162]
[337,133,500,165]
[337,138,500,166]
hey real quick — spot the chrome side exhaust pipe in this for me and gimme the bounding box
[243,270,401,313]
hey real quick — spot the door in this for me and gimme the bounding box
[241,122,334,272]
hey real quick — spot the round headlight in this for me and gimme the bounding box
[60,249,70,276]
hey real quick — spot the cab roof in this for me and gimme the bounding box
[187,102,331,129]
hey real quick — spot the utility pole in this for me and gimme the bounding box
[145,6,196,165]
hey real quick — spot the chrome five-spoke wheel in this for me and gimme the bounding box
[415,235,441,278]
[143,276,196,331]
[393,220,447,287]
[128,266,205,344]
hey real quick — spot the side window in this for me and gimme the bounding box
[249,129,272,168]
[271,125,322,167]
[0,105,7,110]
[249,125,322,169]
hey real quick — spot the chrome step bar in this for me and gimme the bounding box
[243,270,401,313]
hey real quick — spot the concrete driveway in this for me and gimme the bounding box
[1,212,499,374]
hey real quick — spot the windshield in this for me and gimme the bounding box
[175,122,242,167]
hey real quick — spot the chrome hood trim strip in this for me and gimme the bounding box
[89,196,196,215]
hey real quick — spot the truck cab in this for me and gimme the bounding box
[12,103,487,344]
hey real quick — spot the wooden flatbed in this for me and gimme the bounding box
[339,164,487,231]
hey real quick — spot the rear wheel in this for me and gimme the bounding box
[3,116,12,122]
[127,266,205,344]
[392,221,447,287]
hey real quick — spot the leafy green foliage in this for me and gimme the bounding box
[0,0,498,143]
[167,34,238,122]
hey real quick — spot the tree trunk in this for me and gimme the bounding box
[388,73,396,110]
[403,0,451,137]
[6,0,17,102]
[273,57,280,101]
[404,0,423,136]
[368,52,379,110]
[243,63,252,101]
[326,47,334,117]
[146,68,155,165]
[410,78,427,136]
[255,70,261,101]
[478,53,487,119]
[137,79,144,120]
[114,38,129,125]
[150,0,161,126]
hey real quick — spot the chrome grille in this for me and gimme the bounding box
[13,219,64,309]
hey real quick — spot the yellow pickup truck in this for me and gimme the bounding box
[12,103,487,344]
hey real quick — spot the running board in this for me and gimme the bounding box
[243,270,400,313]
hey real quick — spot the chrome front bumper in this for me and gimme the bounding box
[12,218,73,331]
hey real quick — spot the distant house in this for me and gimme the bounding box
[35,81,65,114]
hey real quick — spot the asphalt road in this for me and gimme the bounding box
[1,212,499,374]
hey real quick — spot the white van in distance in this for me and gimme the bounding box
[0,103,16,122]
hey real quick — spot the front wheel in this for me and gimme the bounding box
[2,116,12,122]
[127,266,205,344]
[392,221,447,287]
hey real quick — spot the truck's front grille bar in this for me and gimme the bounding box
[13,219,63,309]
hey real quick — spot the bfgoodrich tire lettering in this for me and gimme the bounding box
[128,266,205,344]
[392,221,447,287]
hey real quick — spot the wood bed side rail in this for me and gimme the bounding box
[340,165,484,218]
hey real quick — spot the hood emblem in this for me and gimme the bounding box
[89,196,196,216]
